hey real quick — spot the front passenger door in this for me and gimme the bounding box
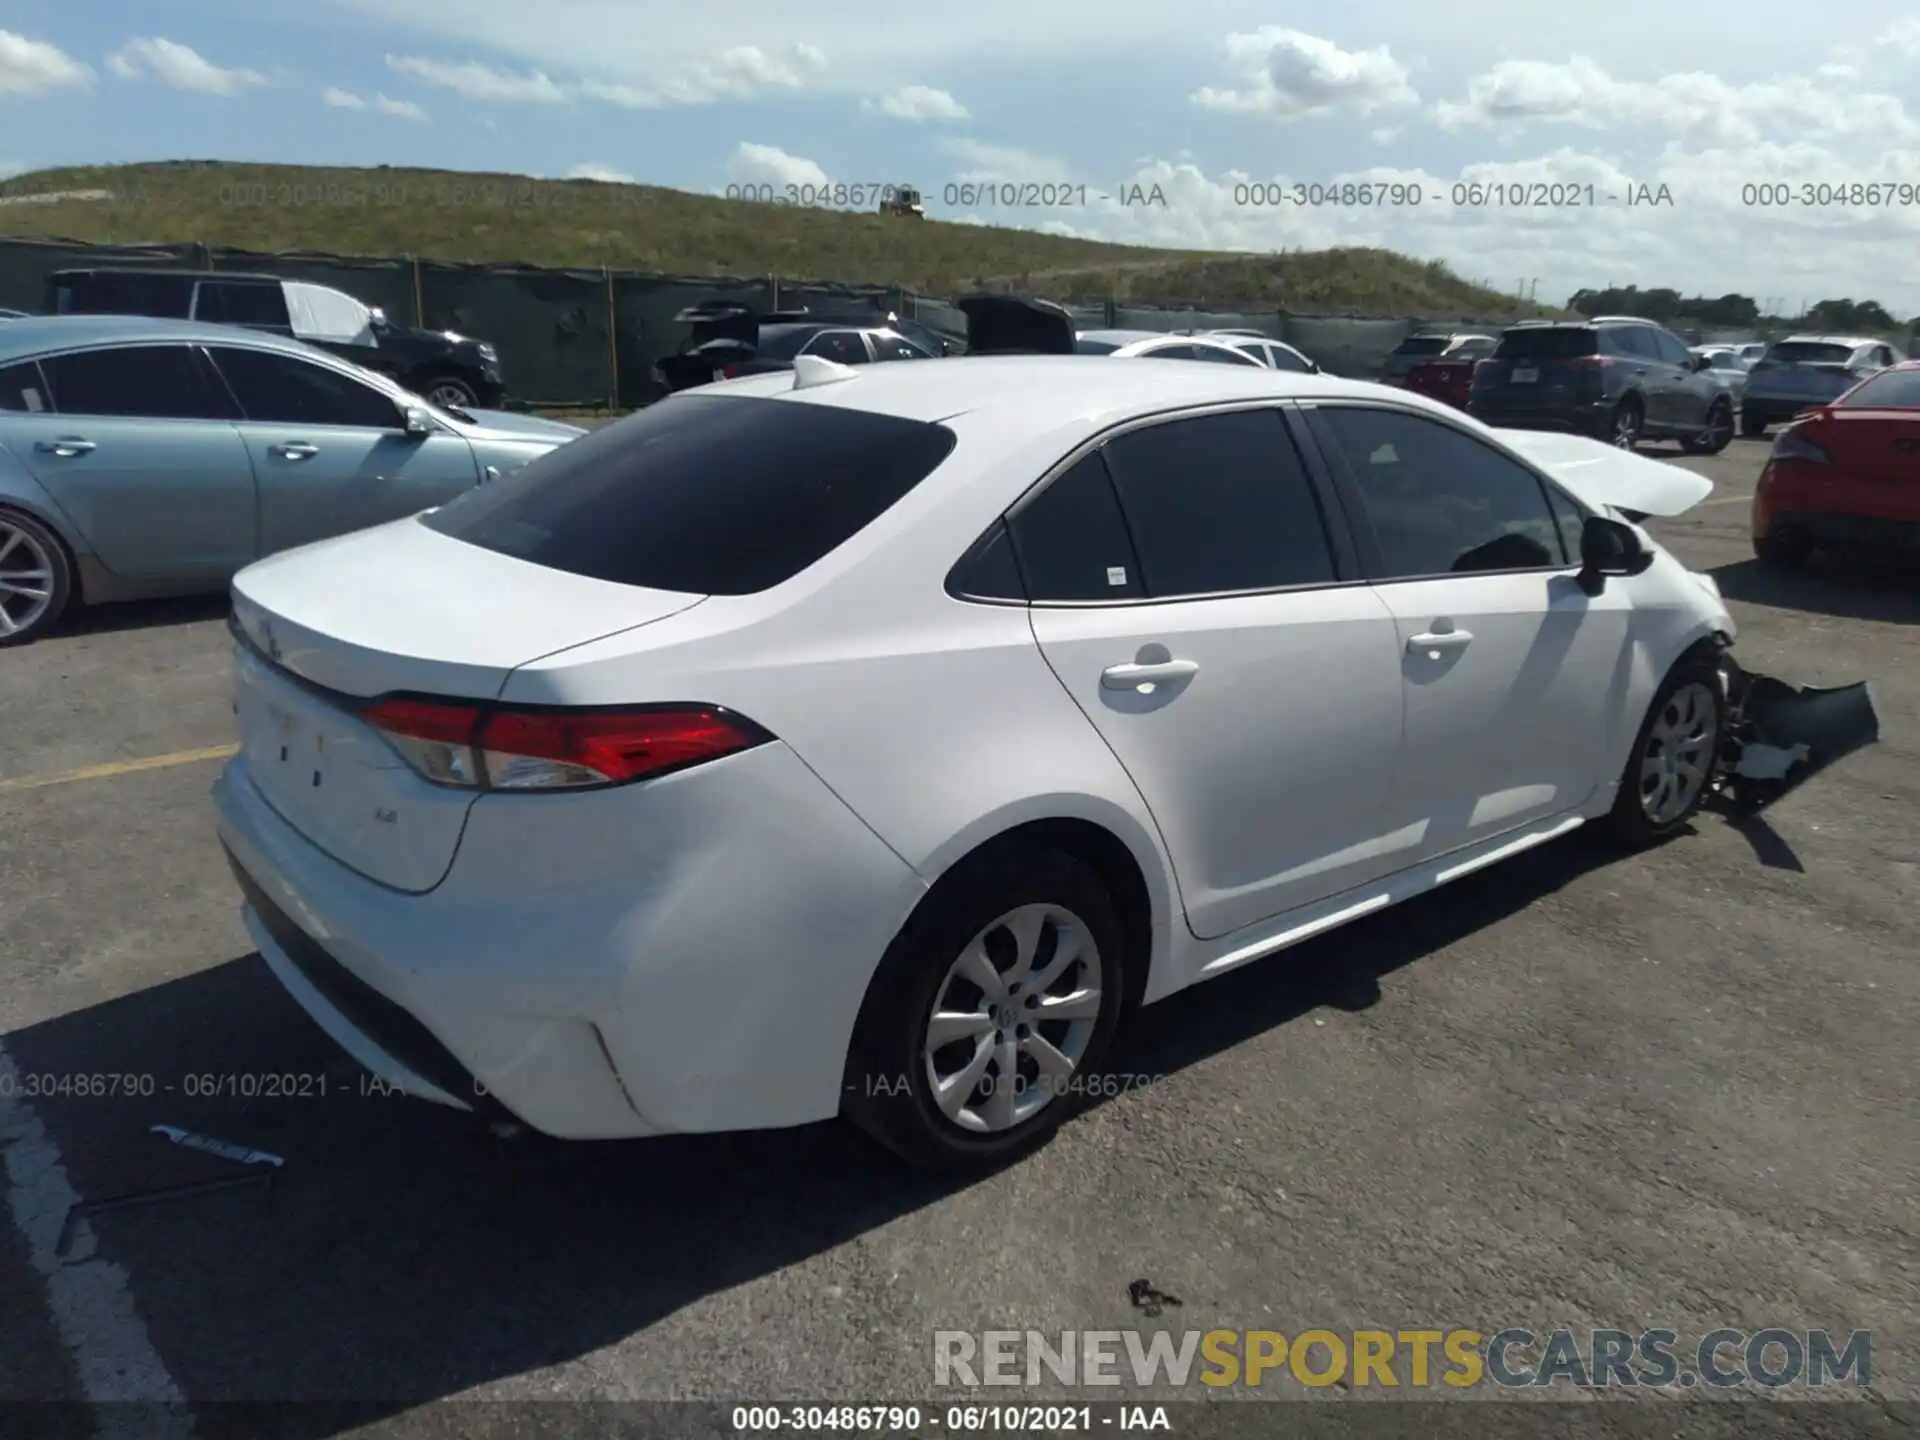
[204,345,480,555]
[1307,404,1633,868]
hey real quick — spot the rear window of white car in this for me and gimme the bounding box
[420,393,958,594]
[1765,341,1854,365]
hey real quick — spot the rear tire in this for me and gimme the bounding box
[1606,656,1723,848]
[842,844,1128,1172]
[1741,410,1768,438]
[0,506,74,647]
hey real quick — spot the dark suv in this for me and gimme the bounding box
[46,268,506,410]
[1467,317,1736,452]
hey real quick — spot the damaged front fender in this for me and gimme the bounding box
[1712,652,1882,812]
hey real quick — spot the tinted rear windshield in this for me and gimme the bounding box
[1392,336,1450,356]
[1494,327,1598,360]
[421,394,958,594]
[1764,342,1854,365]
[1837,368,1920,408]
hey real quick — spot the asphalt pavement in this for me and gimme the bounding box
[0,434,1914,1435]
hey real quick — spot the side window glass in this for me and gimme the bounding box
[873,333,931,361]
[803,331,872,365]
[0,360,50,412]
[1008,451,1143,601]
[1655,330,1692,366]
[947,521,1025,601]
[1194,345,1259,365]
[36,346,225,419]
[1319,407,1562,578]
[1138,344,1196,361]
[1101,409,1337,596]
[207,346,402,428]
[197,282,291,327]
[1609,327,1656,360]
[1542,482,1587,567]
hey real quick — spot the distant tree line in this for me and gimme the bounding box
[1567,286,1912,334]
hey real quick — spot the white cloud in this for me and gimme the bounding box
[726,142,831,190]
[108,37,266,96]
[1192,28,1416,119]
[864,84,968,121]
[938,138,1064,182]
[324,86,426,119]
[374,93,427,120]
[576,44,827,108]
[384,54,566,103]
[385,42,823,109]
[1432,55,1920,144]
[566,162,635,183]
[0,29,92,94]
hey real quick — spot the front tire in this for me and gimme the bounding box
[842,845,1128,1172]
[0,507,73,647]
[1609,396,1644,450]
[1606,657,1723,847]
[420,375,480,409]
[1684,399,1734,455]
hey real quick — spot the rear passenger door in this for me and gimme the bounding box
[1305,403,1631,866]
[1023,407,1407,940]
[0,344,256,582]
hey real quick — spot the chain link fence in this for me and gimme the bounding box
[0,235,1531,406]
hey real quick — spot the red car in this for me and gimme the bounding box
[1753,360,1920,566]
[1401,336,1497,410]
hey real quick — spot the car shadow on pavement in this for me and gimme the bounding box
[1,828,1641,1431]
[1711,557,1920,625]
[51,593,229,638]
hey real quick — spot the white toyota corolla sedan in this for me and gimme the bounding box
[211,296,1856,1171]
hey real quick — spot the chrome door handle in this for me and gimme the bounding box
[1101,659,1199,690]
[272,442,319,459]
[1408,630,1473,652]
[35,437,94,456]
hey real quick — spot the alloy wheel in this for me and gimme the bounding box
[0,519,56,640]
[1612,405,1642,448]
[922,903,1104,1134]
[1639,681,1718,825]
[427,382,476,408]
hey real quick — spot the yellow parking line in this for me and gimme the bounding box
[0,744,239,795]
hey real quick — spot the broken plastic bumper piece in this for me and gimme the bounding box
[1714,654,1882,810]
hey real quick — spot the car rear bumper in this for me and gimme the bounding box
[212,741,926,1140]
[1763,509,1920,554]
[1742,397,1829,426]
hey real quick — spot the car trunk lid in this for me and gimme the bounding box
[229,517,705,891]
[1794,408,1920,502]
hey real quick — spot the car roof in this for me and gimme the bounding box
[1775,334,1880,347]
[695,353,1425,426]
[1075,328,1166,345]
[0,313,341,363]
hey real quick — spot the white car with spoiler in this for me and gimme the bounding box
[212,294,1879,1172]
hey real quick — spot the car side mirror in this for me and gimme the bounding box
[1577,515,1654,595]
[369,307,391,330]
[402,407,432,435]
[1690,354,1711,371]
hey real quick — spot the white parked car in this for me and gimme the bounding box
[212,295,1871,1171]
[1073,328,1268,366]
[1188,329,1323,373]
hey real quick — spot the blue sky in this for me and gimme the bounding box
[7,0,1920,311]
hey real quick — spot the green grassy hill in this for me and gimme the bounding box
[0,160,1551,315]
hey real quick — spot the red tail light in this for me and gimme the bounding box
[720,364,744,379]
[360,699,772,791]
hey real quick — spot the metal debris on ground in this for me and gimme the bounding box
[1127,1278,1183,1317]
